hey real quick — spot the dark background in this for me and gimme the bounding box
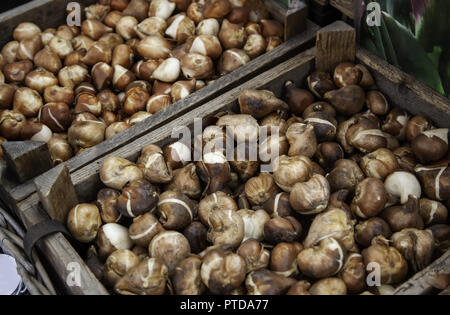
[0,0,34,14]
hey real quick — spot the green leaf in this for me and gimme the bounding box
[361,1,388,60]
[377,0,415,32]
[379,12,400,67]
[416,0,450,52]
[438,49,450,97]
[360,24,382,58]
[427,46,442,69]
[382,12,445,95]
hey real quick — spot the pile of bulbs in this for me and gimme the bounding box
[66,61,449,295]
[0,0,284,164]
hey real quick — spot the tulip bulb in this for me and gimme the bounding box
[82,19,113,40]
[391,228,434,273]
[218,19,245,49]
[196,18,220,36]
[181,53,214,79]
[13,22,41,41]
[149,0,176,20]
[151,58,181,83]
[122,0,149,22]
[362,236,408,284]
[217,48,249,75]
[384,171,421,204]
[114,257,169,295]
[34,46,62,74]
[137,35,172,60]
[115,16,138,40]
[238,89,288,119]
[165,14,195,44]
[189,35,222,59]
[135,17,167,38]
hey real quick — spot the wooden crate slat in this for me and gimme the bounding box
[315,20,355,72]
[313,0,329,5]
[330,0,355,19]
[263,0,308,40]
[356,48,450,128]
[34,163,79,223]
[439,286,450,295]
[1,141,53,183]
[393,250,450,295]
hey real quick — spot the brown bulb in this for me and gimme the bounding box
[362,236,408,284]
[283,81,314,116]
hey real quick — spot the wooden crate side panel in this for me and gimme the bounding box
[356,48,450,128]
[393,250,450,295]
[330,0,355,19]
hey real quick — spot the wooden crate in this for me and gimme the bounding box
[13,21,450,294]
[0,0,319,213]
[329,0,356,19]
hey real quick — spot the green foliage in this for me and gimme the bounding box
[439,49,450,97]
[361,0,448,97]
[416,0,450,52]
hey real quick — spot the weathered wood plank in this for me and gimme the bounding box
[330,0,355,19]
[315,20,356,72]
[393,250,450,295]
[34,164,79,223]
[263,0,308,40]
[356,48,450,128]
[285,0,308,40]
[1,20,320,209]
[1,141,53,183]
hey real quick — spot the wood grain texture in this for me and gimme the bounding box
[34,164,79,223]
[330,0,355,19]
[0,19,320,209]
[393,250,450,295]
[263,0,308,40]
[1,141,53,183]
[356,48,450,128]
[285,0,308,40]
[315,20,355,72]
